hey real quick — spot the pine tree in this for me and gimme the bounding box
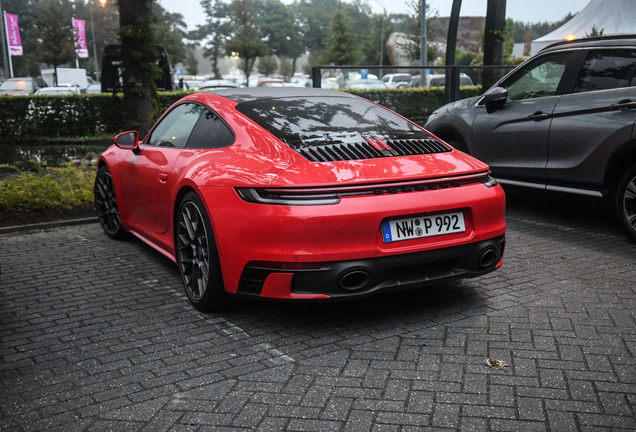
[224,0,269,85]
[324,6,359,65]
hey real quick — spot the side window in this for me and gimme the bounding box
[147,103,204,148]
[503,52,573,101]
[573,49,636,93]
[186,108,235,149]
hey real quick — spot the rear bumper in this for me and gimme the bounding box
[236,235,505,300]
[199,181,506,296]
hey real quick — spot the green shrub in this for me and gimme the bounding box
[346,86,482,125]
[0,87,480,141]
[0,91,192,141]
[0,163,95,211]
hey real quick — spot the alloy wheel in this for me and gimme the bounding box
[177,201,210,301]
[621,173,636,235]
[94,170,123,236]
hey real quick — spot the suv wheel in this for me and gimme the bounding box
[615,163,636,243]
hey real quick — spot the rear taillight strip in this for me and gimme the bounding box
[236,173,497,205]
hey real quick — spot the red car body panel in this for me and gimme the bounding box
[195,183,505,294]
[98,89,506,302]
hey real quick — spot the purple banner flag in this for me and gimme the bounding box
[73,18,89,58]
[5,13,22,56]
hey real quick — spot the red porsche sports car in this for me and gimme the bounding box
[95,88,506,311]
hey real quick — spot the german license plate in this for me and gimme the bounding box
[382,212,465,243]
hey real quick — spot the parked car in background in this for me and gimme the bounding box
[343,79,387,90]
[0,77,48,95]
[321,78,340,89]
[200,79,239,91]
[347,72,379,80]
[95,88,506,311]
[85,82,102,94]
[257,78,284,87]
[382,73,412,88]
[425,35,636,242]
[407,73,474,88]
[182,80,203,90]
[290,75,311,87]
[34,86,80,96]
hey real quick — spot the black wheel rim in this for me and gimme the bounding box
[94,171,122,235]
[623,174,636,233]
[177,202,210,301]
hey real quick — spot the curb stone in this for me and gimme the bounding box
[0,216,98,234]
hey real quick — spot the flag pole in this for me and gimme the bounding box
[3,11,13,77]
[0,1,9,78]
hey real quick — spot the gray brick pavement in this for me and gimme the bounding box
[1,193,635,431]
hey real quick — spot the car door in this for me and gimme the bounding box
[547,48,636,190]
[471,52,577,183]
[118,103,205,234]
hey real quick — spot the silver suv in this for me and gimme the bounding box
[425,35,636,242]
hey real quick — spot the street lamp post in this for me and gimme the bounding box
[90,0,106,82]
[0,0,9,79]
[421,0,426,67]
[369,0,386,70]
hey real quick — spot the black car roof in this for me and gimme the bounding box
[540,34,636,54]
[211,87,357,103]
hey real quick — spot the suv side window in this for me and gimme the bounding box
[186,108,235,149]
[503,52,573,101]
[147,103,204,148]
[573,49,636,93]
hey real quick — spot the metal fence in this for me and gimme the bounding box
[311,64,518,103]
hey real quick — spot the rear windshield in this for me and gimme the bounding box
[235,96,427,146]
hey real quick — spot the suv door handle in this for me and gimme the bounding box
[527,111,550,121]
[610,99,636,110]
[157,173,168,183]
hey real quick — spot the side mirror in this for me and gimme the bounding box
[483,86,508,113]
[114,131,140,152]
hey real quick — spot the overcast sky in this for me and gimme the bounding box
[158,0,592,31]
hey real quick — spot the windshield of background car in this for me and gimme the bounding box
[235,96,428,146]
[503,52,573,101]
[573,49,636,92]
[0,79,30,90]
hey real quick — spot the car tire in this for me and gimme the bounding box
[94,165,128,240]
[176,192,231,312]
[615,163,636,243]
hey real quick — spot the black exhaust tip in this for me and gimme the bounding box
[478,247,498,268]
[339,270,371,291]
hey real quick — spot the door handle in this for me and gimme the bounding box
[610,99,636,110]
[157,173,168,183]
[527,111,550,121]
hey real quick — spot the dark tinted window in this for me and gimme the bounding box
[573,49,636,93]
[235,96,427,146]
[186,108,235,149]
[147,103,203,148]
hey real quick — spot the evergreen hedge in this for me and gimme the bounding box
[0,91,190,142]
[0,87,481,142]
[347,86,481,125]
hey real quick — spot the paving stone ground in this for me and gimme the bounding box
[1,191,635,431]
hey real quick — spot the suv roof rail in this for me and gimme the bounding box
[539,34,636,53]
